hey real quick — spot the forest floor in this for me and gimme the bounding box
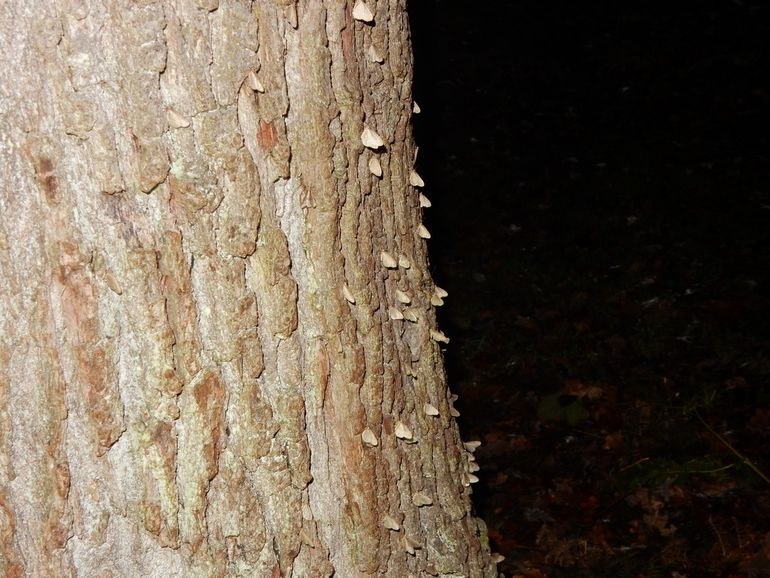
[411,2,770,577]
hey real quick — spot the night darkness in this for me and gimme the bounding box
[409,2,770,576]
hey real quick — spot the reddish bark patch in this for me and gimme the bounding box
[80,344,123,453]
[33,155,59,203]
[53,242,124,453]
[256,119,277,151]
[151,421,178,464]
[44,512,68,550]
[0,494,24,576]
[341,7,355,77]
[54,461,70,500]
[144,502,161,536]
[192,370,224,480]
[193,371,216,409]
[142,421,179,547]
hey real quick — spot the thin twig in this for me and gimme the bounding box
[619,457,650,471]
[694,409,770,486]
[708,515,726,557]
[732,516,743,549]
[667,463,735,476]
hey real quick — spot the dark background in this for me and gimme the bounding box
[409,2,770,576]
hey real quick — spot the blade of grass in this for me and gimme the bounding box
[693,408,770,486]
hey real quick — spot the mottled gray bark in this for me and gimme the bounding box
[0,1,497,576]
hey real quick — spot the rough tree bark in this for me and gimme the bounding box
[0,1,497,576]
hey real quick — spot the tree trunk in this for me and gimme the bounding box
[0,1,496,576]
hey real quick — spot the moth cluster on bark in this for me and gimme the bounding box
[0,1,498,576]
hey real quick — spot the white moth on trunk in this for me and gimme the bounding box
[380,251,398,268]
[423,402,439,416]
[402,308,419,323]
[398,254,411,269]
[102,272,123,295]
[361,428,379,447]
[464,440,482,452]
[247,70,264,92]
[430,329,449,344]
[361,126,384,149]
[417,224,431,239]
[388,307,404,320]
[412,491,433,507]
[166,108,190,128]
[352,0,375,22]
[402,534,420,555]
[409,170,424,187]
[286,2,298,28]
[382,515,401,531]
[394,289,410,304]
[419,193,432,208]
[367,45,384,63]
[394,421,412,440]
[368,156,382,177]
[342,284,355,304]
